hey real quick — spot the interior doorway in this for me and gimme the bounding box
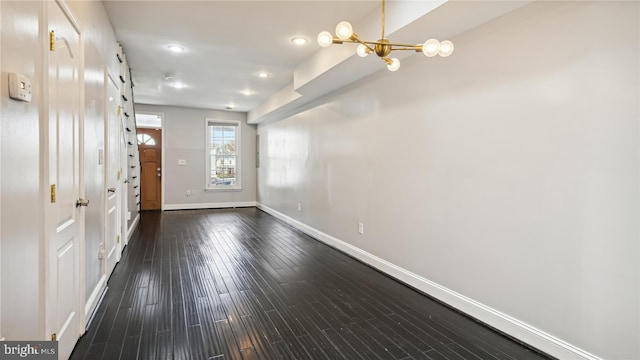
[136,113,163,210]
[105,75,122,275]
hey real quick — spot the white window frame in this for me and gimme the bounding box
[205,118,242,190]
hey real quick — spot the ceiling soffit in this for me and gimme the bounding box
[248,0,534,124]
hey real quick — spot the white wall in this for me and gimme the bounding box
[0,0,45,339]
[135,104,257,209]
[257,2,639,359]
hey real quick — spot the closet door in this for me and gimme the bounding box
[47,1,82,358]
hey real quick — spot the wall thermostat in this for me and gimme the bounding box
[8,72,32,102]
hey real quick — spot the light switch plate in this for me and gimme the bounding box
[178,159,187,166]
[8,72,32,102]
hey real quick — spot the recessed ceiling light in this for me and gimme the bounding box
[290,36,309,46]
[257,71,270,78]
[167,45,185,53]
[169,82,186,89]
[240,89,254,96]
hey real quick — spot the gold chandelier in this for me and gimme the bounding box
[317,0,454,71]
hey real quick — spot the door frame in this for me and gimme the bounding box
[81,49,108,327]
[105,73,122,275]
[135,111,165,210]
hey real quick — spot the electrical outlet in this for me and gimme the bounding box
[297,202,301,211]
[358,222,364,235]
[186,190,191,196]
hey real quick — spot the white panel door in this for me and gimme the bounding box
[47,2,82,358]
[105,76,122,277]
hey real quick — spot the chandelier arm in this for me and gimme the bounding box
[358,40,381,46]
[338,36,377,51]
[388,41,425,48]
[353,38,376,52]
[337,39,424,53]
[390,46,423,51]
[352,40,421,48]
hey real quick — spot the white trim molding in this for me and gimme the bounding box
[84,275,106,321]
[127,213,140,241]
[256,203,603,360]
[84,285,108,332]
[164,201,257,211]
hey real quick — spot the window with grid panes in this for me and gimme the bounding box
[205,119,241,190]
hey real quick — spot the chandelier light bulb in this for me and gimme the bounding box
[335,21,354,40]
[356,44,369,57]
[439,40,454,57]
[317,31,333,48]
[387,58,400,72]
[422,39,440,57]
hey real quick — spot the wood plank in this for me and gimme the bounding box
[70,208,553,360]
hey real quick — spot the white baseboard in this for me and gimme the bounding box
[127,213,140,241]
[256,203,602,360]
[164,201,257,211]
[84,275,106,321]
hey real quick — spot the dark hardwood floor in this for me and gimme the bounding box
[70,208,552,360]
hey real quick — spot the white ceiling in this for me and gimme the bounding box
[102,1,382,112]
[103,1,533,121]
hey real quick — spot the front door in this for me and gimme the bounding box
[138,128,162,210]
[47,2,82,358]
[105,76,122,276]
